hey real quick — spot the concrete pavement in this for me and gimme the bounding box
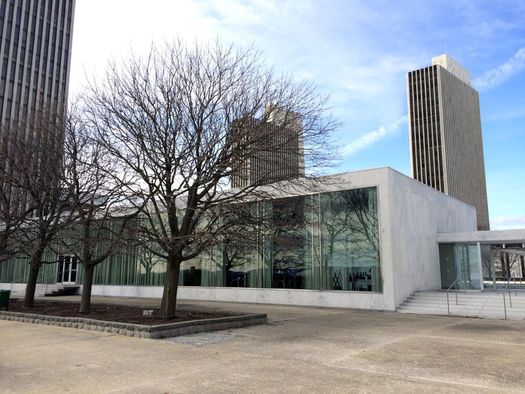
[1,296,525,393]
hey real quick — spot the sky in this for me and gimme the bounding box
[69,0,525,230]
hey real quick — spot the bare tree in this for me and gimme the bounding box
[1,108,74,307]
[0,121,39,264]
[85,40,335,319]
[58,110,141,313]
[0,172,30,264]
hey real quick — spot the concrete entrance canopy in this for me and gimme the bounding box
[499,248,525,257]
[436,229,525,292]
[437,229,525,244]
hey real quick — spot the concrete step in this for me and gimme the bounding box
[398,291,525,320]
[409,294,525,301]
[403,299,525,308]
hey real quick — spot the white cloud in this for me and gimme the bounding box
[69,0,216,96]
[491,215,525,230]
[473,48,525,91]
[340,116,407,156]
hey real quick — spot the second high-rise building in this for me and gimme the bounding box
[0,0,75,126]
[407,54,490,230]
[231,107,304,188]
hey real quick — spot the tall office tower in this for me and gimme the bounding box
[407,54,489,230]
[231,107,304,188]
[0,0,75,131]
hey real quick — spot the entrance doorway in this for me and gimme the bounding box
[439,243,481,290]
[56,255,78,284]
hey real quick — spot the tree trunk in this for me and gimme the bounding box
[79,264,95,314]
[160,255,181,320]
[24,251,45,307]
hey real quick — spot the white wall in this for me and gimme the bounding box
[91,285,391,310]
[384,169,477,307]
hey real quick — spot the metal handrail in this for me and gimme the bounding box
[510,276,518,296]
[499,279,516,320]
[446,278,459,315]
[507,277,513,307]
[502,287,507,320]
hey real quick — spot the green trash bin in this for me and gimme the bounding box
[0,290,10,311]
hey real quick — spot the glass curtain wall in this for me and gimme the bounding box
[0,187,382,293]
[196,187,381,292]
[320,188,380,291]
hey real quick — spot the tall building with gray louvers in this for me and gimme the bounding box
[231,107,304,188]
[407,55,489,230]
[0,0,75,127]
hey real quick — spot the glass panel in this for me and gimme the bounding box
[63,258,71,283]
[481,244,495,289]
[219,202,262,288]
[439,243,481,290]
[180,258,202,286]
[69,258,78,283]
[200,246,222,287]
[320,188,381,292]
[491,244,525,289]
[70,267,77,283]
[439,244,456,289]
[271,196,314,289]
[134,246,166,286]
[454,245,469,289]
[261,200,274,289]
[222,239,259,287]
[466,244,481,290]
[56,256,64,283]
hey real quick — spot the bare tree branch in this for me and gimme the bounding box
[84,40,336,319]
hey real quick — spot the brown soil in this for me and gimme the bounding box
[8,299,233,325]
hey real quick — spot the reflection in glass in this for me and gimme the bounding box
[321,189,381,292]
[135,246,166,286]
[481,243,525,289]
[87,187,382,292]
[195,187,381,292]
[439,243,481,290]
[481,244,495,289]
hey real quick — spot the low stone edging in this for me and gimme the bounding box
[0,310,267,339]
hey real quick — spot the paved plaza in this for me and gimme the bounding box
[1,296,525,393]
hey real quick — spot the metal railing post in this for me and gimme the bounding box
[446,278,459,316]
[507,277,513,308]
[503,291,507,320]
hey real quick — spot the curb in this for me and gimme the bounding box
[0,310,267,339]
